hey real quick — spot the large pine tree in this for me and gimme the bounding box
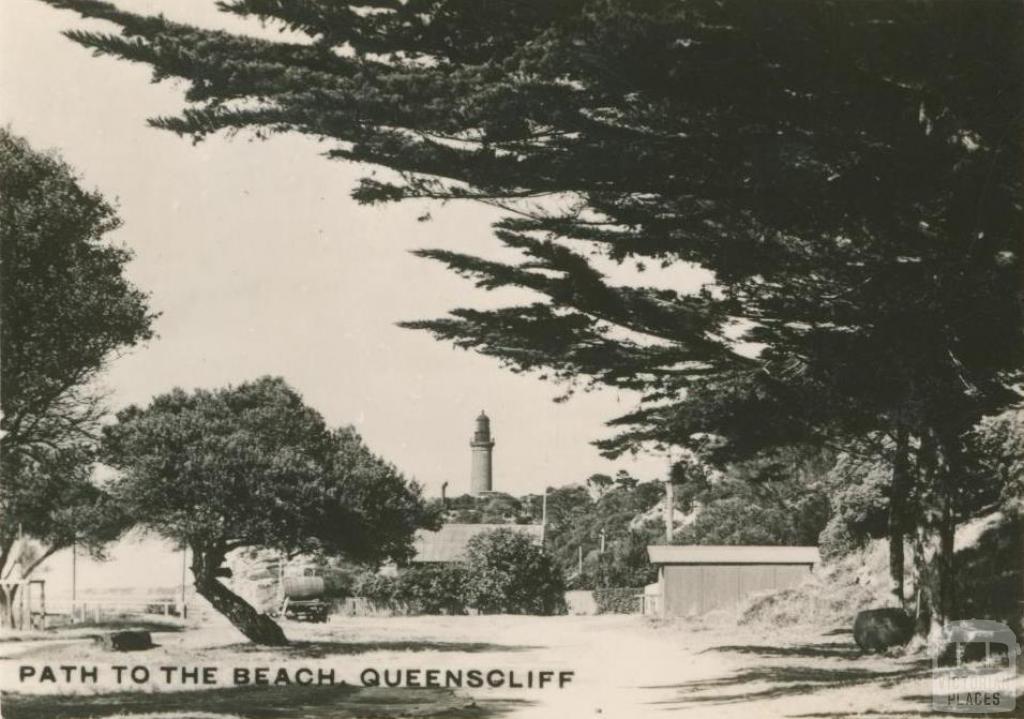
[42,0,1024,627]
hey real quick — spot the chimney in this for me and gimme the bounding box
[441,481,448,509]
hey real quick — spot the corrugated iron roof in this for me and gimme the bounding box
[412,523,544,563]
[647,545,820,565]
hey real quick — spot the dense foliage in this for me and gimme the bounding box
[0,129,154,459]
[674,450,832,548]
[102,377,437,643]
[357,564,469,615]
[463,528,565,615]
[356,530,564,616]
[440,492,534,525]
[541,479,660,589]
[966,409,1024,506]
[0,129,153,624]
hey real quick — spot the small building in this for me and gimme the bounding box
[647,545,819,617]
[412,523,543,564]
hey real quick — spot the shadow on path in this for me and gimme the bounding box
[790,705,992,719]
[220,640,541,658]
[821,628,854,637]
[705,642,863,660]
[644,636,933,711]
[3,683,532,719]
[0,619,186,644]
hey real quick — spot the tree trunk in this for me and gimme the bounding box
[938,488,956,621]
[922,493,957,643]
[912,430,940,637]
[912,522,931,636]
[938,432,962,624]
[191,545,287,646]
[918,431,961,643]
[0,584,18,629]
[888,423,910,606]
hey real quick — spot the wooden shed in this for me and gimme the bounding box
[647,545,819,617]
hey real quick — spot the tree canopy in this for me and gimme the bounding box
[0,128,154,459]
[40,0,1023,455]
[102,376,438,643]
[463,527,565,615]
[0,129,153,623]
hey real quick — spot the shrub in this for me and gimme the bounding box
[463,528,566,615]
[354,573,398,606]
[593,587,642,614]
[395,564,469,615]
[354,565,469,614]
[819,516,862,561]
[817,455,889,559]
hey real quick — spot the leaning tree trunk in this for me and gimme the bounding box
[888,422,911,607]
[191,545,288,646]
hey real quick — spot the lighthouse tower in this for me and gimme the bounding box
[469,411,495,495]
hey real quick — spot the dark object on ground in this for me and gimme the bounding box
[280,598,330,623]
[853,608,913,653]
[94,630,153,651]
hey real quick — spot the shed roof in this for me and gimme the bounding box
[412,523,543,563]
[647,545,820,565]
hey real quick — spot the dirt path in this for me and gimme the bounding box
[0,615,995,718]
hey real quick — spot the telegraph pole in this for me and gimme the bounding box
[664,481,674,543]
[70,538,77,624]
[540,489,548,546]
[664,451,675,543]
[180,544,188,619]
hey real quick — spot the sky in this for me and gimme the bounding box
[0,0,690,591]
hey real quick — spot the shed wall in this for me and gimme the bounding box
[661,563,811,616]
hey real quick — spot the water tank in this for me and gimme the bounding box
[282,575,325,600]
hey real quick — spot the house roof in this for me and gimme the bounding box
[412,523,543,563]
[647,545,820,565]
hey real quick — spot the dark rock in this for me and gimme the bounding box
[853,608,913,653]
[95,630,154,651]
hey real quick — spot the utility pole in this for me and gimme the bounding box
[664,480,674,543]
[540,489,548,546]
[664,452,675,543]
[180,544,188,619]
[577,545,583,575]
[600,530,606,554]
[70,538,77,624]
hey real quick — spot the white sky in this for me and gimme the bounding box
[1,0,691,590]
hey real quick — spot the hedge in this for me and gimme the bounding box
[593,587,643,614]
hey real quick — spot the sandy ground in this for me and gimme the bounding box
[1,614,1019,718]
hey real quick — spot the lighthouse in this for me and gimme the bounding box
[469,411,495,495]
